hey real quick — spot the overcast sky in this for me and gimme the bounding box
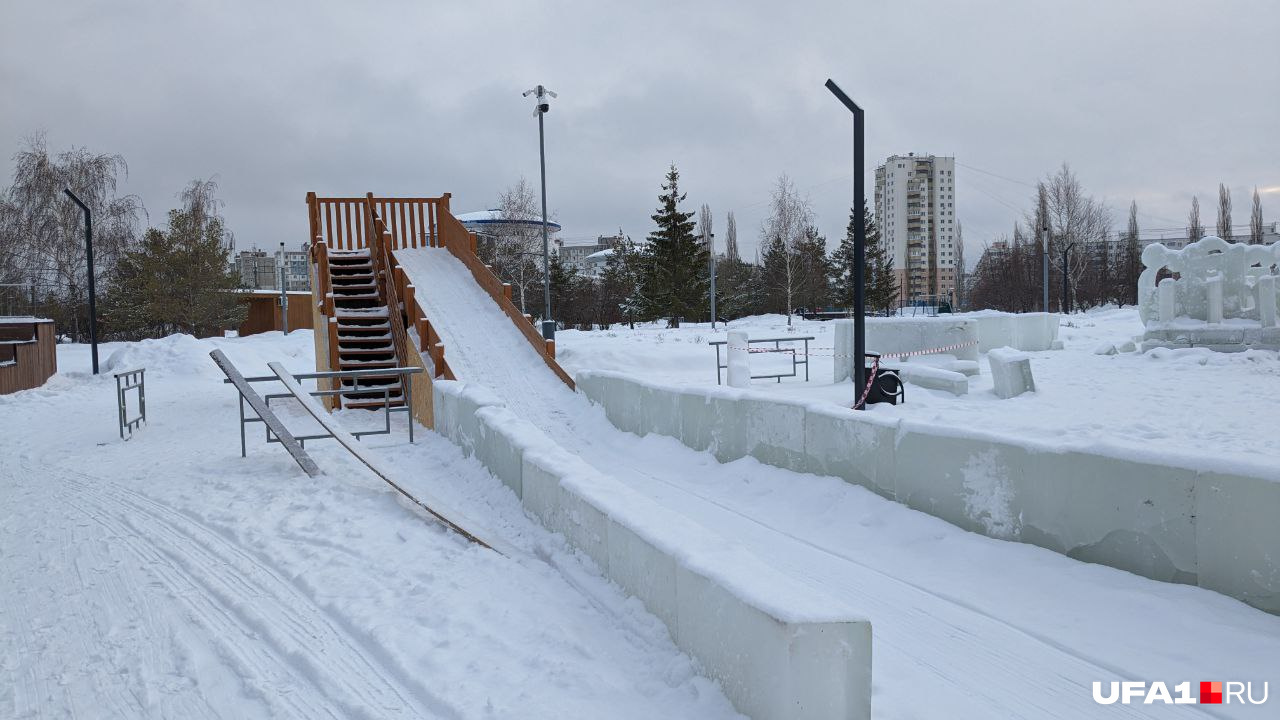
[3,0,1278,264]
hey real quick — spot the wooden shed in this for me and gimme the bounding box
[0,318,57,395]
[237,291,315,337]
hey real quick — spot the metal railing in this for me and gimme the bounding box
[224,366,423,457]
[709,336,813,385]
[114,368,146,440]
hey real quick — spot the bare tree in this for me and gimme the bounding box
[1217,183,1232,240]
[760,175,813,325]
[0,133,143,339]
[1026,164,1112,312]
[699,203,713,250]
[1250,187,1264,244]
[491,177,543,314]
[724,210,739,261]
[1188,196,1203,241]
[179,177,233,250]
[954,221,965,309]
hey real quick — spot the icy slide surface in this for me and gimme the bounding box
[397,245,1280,719]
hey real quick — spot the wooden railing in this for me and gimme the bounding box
[363,195,410,373]
[308,192,445,251]
[306,191,572,390]
[435,207,575,389]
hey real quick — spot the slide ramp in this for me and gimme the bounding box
[393,245,1275,719]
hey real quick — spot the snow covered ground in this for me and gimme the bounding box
[398,246,1280,719]
[556,307,1280,473]
[5,275,1279,719]
[0,333,742,719]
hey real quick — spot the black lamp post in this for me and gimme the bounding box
[824,80,868,406]
[63,188,99,374]
[523,84,558,341]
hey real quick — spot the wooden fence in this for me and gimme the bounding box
[0,320,57,395]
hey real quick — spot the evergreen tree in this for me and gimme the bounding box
[101,201,245,339]
[599,235,642,328]
[714,257,763,320]
[639,165,708,326]
[792,225,831,311]
[548,252,581,328]
[831,202,897,314]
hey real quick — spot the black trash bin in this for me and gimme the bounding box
[863,353,904,406]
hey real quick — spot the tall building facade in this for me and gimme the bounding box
[874,154,959,305]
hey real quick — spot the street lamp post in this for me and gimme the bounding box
[63,188,99,374]
[824,80,868,407]
[523,84,558,341]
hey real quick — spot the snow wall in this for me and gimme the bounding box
[431,380,873,720]
[965,312,1060,352]
[576,370,1280,615]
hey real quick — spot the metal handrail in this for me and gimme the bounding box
[224,365,423,454]
[709,336,814,384]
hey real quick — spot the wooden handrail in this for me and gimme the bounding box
[308,193,446,251]
[434,209,575,389]
[364,195,410,373]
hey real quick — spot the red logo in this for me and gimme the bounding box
[1201,681,1223,704]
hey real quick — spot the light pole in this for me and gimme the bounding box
[824,80,867,407]
[523,84,558,341]
[63,188,99,374]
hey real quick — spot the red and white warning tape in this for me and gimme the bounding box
[852,356,880,410]
[730,339,977,360]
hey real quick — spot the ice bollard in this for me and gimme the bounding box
[1158,278,1177,324]
[726,330,751,388]
[833,319,854,383]
[1258,275,1277,328]
[1206,276,1223,324]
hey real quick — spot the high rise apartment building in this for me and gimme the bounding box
[874,154,959,304]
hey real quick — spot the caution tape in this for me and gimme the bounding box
[731,339,977,360]
[852,356,880,410]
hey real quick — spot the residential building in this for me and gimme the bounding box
[555,233,624,275]
[874,153,959,304]
[236,247,310,291]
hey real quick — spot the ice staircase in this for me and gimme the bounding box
[325,249,405,410]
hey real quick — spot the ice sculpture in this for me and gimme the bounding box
[1138,236,1280,350]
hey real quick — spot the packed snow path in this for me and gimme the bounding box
[398,246,1280,719]
[0,334,743,720]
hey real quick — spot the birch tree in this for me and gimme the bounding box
[760,174,813,325]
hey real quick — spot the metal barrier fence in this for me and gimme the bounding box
[223,366,423,457]
[114,368,146,439]
[709,336,813,385]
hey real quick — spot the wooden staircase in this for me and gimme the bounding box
[326,248,405,410]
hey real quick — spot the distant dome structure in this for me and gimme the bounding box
[456,209,561,234]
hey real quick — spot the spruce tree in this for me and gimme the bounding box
[831,202,897,314]
[639,165,708,326]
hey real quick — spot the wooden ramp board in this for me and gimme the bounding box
[209,350,322,478]
[267,361,504,552]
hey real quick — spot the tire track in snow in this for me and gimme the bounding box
[26,454,460,720]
